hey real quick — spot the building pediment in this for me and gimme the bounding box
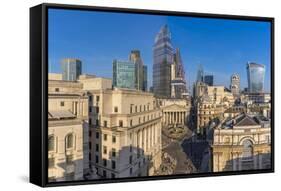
[162,103,187,111]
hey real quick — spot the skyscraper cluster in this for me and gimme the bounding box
[153,25,188,99]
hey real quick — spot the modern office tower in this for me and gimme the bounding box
[230,74,240,97]
[204,75,214,86]
[171,48,188,98]
[61,58,82,81]
[153,25,174,98]
[143,65,148,91]
[112,60,135,89]
[196,64,204,83]
[247,62,265,93]
[129,50,147,91]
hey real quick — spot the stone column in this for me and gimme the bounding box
[254,152,258,169]
[232,152,237,171]
[238,153,242,170]
[258,153,263,169]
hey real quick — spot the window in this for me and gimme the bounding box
[60,101,64,107]
[89,95,93,102]
[130,105,133,114]
[114,106,118,113]
[89,153,92,161]
[140,105,142,112]
[103,170,106,177]
[95,155,99,163]
[96,119,99,126]
[89,142,92,150]
[66,155,73,165]
[242,139,253,160]
[89,131,92,137]
[96,96,100,102]
[138,162,141,168]
[48,158,55,168]
[89,106,92,113]
[119,120,123,127]
[66,134,74,149]
[55,88,59,92]
[95,144,99,152]
[144,105,146,111]
[112,148,116,157]
[48,135,55,151]
[103,159,107,167]
[111,173,115,178]
[112,136,116,143]
[89,118,92,125]
[112,160,116,169]
[103,146,107,154]
[130,145,132,152]
[96,107,99,113]
[104,134,107,141]
[130,168,133,175]
[143,116,145,122]
[135,106,137,112]
[96,132,99,139]
[130,119,133,126]
[129,155,132,164]
[104,121,107,127]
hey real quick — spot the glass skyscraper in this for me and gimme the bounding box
[153,25,174,98]
[129,50,147,91]
[247,62,265,93]
[204,75,214,86]
[113,60,135,89]
[61,58,82,81]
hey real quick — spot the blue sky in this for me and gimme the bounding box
[48,8,271,92]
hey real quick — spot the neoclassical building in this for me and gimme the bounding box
[211,114,271,172]
[86,88,162,178]
[48,80,91,181]
[195,83,235,135]
[78,76,163,178]
[158,99,190,126]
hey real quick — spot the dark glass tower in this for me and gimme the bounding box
[247,62,265,93]
[153,25,174,98]
[129,50,147,91]
[61,58,82,81]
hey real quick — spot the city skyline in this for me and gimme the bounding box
[48,8,271,92]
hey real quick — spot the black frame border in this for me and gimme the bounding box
[30,3,274,187]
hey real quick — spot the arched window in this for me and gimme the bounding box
[66,134,74,149]
[242,139,253,160]
[48,135,55,151]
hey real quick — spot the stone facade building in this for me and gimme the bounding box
[48,80,91,182]
[211,114,271,172]
[158,99,190,126]
[86,87,162,178]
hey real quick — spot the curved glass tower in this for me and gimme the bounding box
[247,62,265,93]
[153,25,174,98]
